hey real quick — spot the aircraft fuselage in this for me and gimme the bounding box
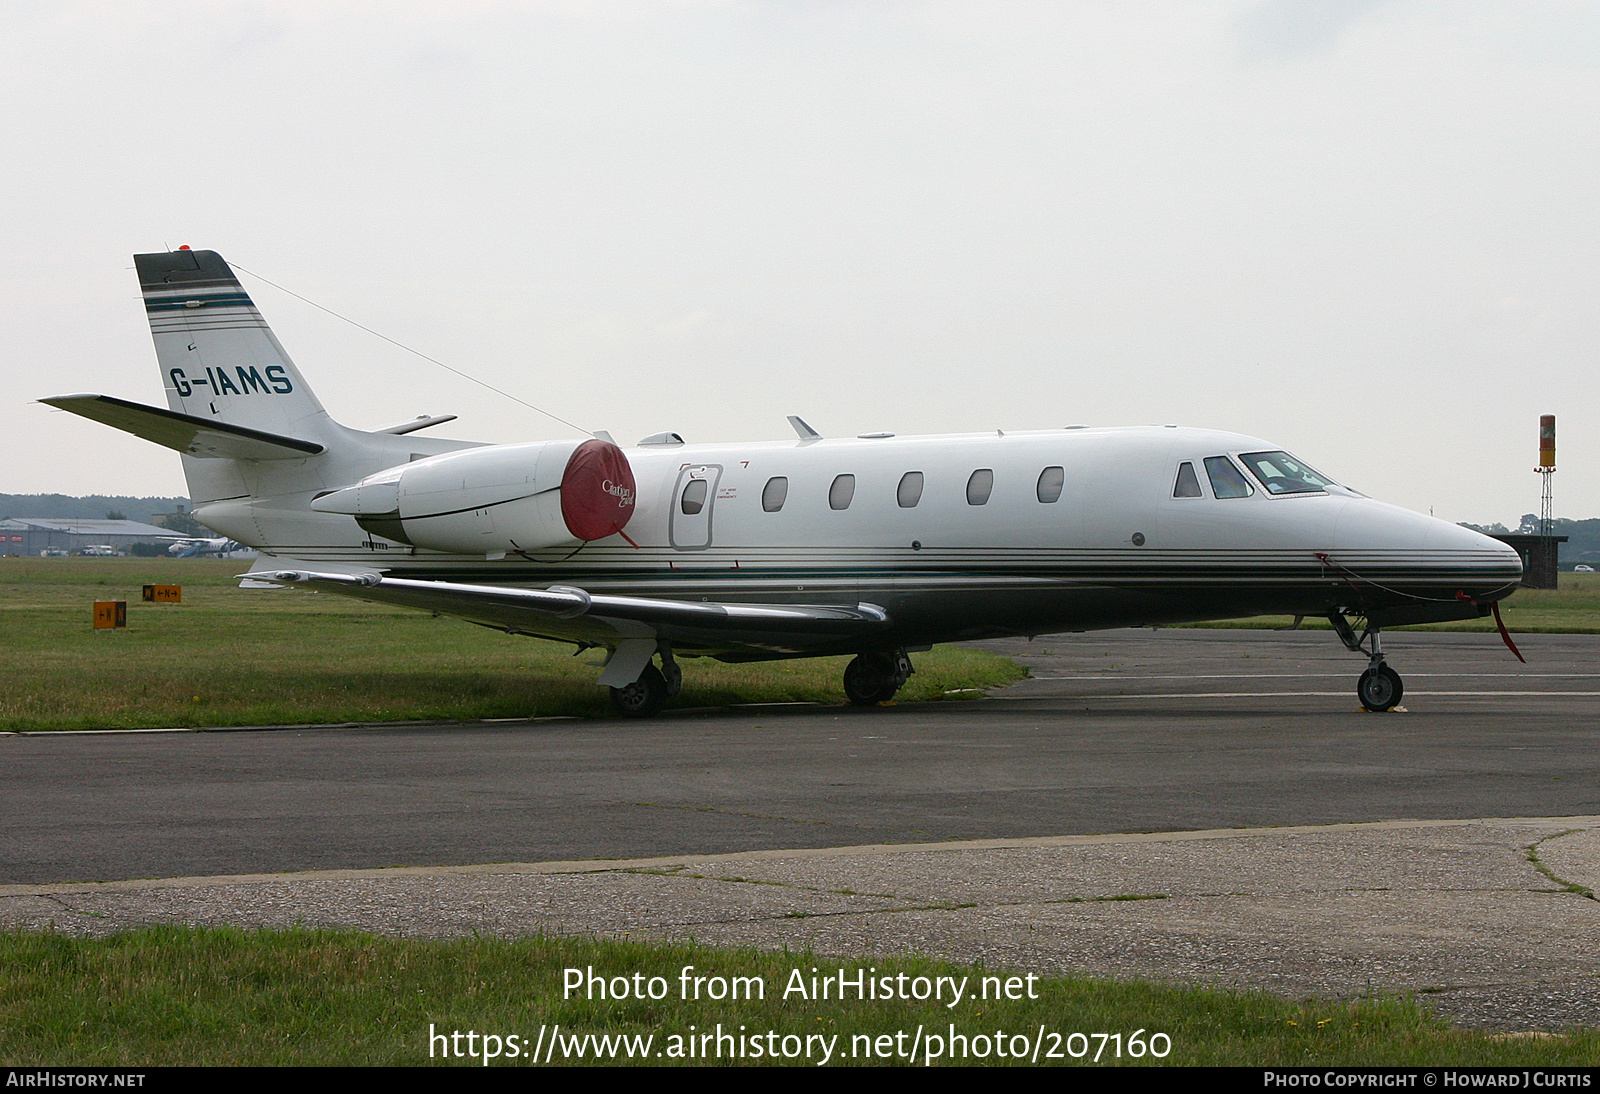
[246,424,1524,659]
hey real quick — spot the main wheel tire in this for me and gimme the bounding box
[843,653,901,706]
[609,665,668,718]
[1357,664,1404,712]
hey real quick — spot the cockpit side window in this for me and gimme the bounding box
[1173,462,1202,498]
[1237,450,1334,495]
[1203,456,1254,499]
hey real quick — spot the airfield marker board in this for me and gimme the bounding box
[92,601,127,629]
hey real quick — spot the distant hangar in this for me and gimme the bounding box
[0,517,179,557]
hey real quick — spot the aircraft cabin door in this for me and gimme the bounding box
[669,464,722,550]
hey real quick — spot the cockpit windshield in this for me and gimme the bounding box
[1237,451,1334,495]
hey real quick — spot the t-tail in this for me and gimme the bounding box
[40,248,479,558]
[139,247,333,440]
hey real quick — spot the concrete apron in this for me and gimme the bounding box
[4,815,1599,1032]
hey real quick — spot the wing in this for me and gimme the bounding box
[247,566,891,660]
[40,394,324,460]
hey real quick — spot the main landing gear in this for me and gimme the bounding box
[843,650,914,706]
[608,647,684,718]
[607,646,917,716]
[1328,612,1404,712]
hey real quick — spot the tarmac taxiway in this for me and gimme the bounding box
[4,628,1597,1029]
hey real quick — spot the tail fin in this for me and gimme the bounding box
[137,248,335,441]
[44,248,482,553]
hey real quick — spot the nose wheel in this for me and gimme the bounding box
[1329,612,1405,712]
[1357,663,1404,712]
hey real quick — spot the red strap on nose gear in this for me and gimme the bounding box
[1458,590,1525,664]
[1491,601,1526,664]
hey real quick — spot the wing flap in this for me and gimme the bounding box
[40,393,325,460]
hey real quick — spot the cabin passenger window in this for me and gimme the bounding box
[829,474,856,510]
[1173,462,1202,498]
[897,472,924,508]
[680,478,709,514]
[1203,456,1254,499]
[762,477,788,512]
[1036,466,1064,503]
[966,469,994,506]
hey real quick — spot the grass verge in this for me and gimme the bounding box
[1,927,1596,1067]
[0,558,1025,731]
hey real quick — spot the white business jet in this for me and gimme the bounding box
[43,249,1523,717]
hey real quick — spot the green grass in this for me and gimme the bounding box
[1179,573,1600,634]
[1,927,1596,1067]
[0,558,1025,731]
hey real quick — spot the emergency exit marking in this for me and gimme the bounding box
[92,601,127,629]
[142,584,181,603]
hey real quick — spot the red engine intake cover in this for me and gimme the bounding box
[560,438,637,542]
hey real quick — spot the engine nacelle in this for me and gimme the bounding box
[312,438,636,554]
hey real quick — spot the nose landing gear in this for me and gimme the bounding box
[1330,612,1405,712]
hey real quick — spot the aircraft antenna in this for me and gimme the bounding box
[230,261,595,438]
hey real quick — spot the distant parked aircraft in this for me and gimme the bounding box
[165,536,241,558]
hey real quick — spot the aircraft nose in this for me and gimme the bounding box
[1469,525,1526,580]
[1334,499,1490,552]
[1439,519,1523,561]
[1332,499,1522,592]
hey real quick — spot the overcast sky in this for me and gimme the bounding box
[5,0,1596,525]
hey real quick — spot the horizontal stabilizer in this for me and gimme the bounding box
[40,393,324,460]
[253,569,892,635]
[373,414,458,436]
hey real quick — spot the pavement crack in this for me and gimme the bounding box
[608,903,950,930]
[603,891,1180,932]
[611,867,898,900]
[39,894,110,920]
[1524,831,1599,902]
[604,868,1175,910]
[747,893,1179,926]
